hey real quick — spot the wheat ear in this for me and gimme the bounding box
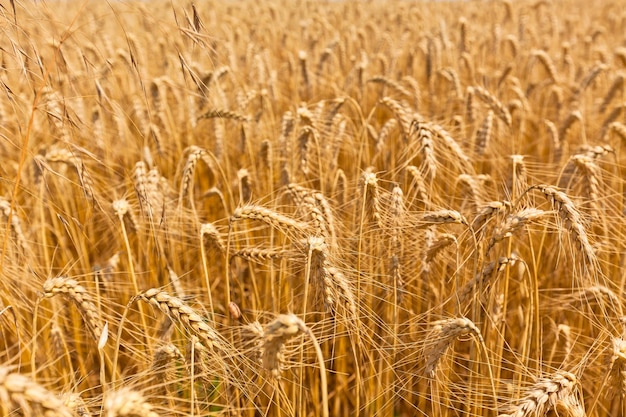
[473,85,512,126]
[0,366,73,417]
[103,388,159,417]
[487,208,547,254]
[232,204,307,236]
[42,276,103,342]
[498,371,582,417]
[136,289,224,354]
[262,314,329,417]
[423,317,483,377]
[529,185,596,269]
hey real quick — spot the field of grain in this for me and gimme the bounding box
[1,0,626,415]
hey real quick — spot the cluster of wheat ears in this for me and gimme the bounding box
[1,0,626,415]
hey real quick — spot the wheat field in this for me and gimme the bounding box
[1,0,626,415]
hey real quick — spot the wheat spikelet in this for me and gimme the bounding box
[103,388,159,417]
[389,184,405,251]
[423,317,483,377]
[473,85,512,126]
[498,371,581,417]
[578,144,614,160]
[42,277,103,342]
[509,154,528,200]
[332,169,347,207]
[136,289,224,354]
[543,119,561,161]
[238,168,253,202]
[297,125,315,177]
[262,313,308,378]
[298,50,310,99]
[278,111,295,171]
[200,222,225,253]
[599,102,624,136]
[388,184,406,300]
[552,324,573,366]
[564,285,623,316]
[0,366,73,417]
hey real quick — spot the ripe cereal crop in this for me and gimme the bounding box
[2,0,626,416]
